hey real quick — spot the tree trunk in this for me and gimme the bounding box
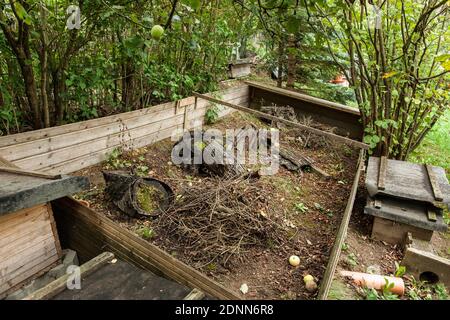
[277,36,285,88]
[0,16,41,129]
[121,60,135,110]
[286,34,296,89]
[52,70,66,125]
[19,61,41,129]
[39,5,50,128]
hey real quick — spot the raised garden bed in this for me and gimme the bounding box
[72,110,363,299]
[0,81,366,300]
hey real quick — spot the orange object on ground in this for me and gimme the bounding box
[340,270,405,295]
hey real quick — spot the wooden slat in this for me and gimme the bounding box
[0,254,60,297]
[377,156,387,190]
[425,164,444,202]
[14,114,186,170]
[0,106,179,162]
[0,205,48,232]
[53,197,241,300]
[39,124,184,174]
[183,288,206,300]
[0,236,57,267]
[0,213,50,246]
[23,252,115,300]
[194,92,369,150]
[0,85,249,150]
[317,149,366,299]
[8,95,248,174]
[427,209,437,222]
[0,204,61,297]
[0,166,61,179]
[0,225,54,258]
[245,81,360,115]
[0,155,18,168]
[0,243,57,280]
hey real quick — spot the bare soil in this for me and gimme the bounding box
[74,111,360,300]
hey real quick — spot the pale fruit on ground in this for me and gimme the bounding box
[305,280,318,292]
[303,275,314,283]
[289,255,300,267]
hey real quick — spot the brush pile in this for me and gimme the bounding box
[154,176,285,268]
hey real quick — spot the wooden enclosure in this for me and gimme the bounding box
[0,204,61,298]
[52,197,240,300]
[0,85,249,175]
[247,81,363,140]
[0,81,366,300]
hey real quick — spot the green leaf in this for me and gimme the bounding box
[14,2,32,25]
[286,16,300,33]
[14,2,27,20]
[435,54,450,62]
[186,0,201,10]
[442,60,450,71]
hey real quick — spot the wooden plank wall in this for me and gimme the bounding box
[0,85,249,175]
[246,81,363,140]
[0,204,61,298]
[52,197,241,300]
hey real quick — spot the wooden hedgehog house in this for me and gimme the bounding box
[0,157,89,298]
[365,156,449,245]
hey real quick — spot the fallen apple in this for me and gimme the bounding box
[305,280,318,292]
[289,255,300,267]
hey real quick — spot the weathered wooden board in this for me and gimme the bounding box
[0,86,248,175]
[246,81,363,140]
[24,252,115,300]
[0,85,248,149]
[0,87,248,163]
[194,92,368,149]
[364,197,447,232]
[0,204,61,298]
[52,259,192,300]
[366,157,450,205]
[402,247,450,288]
[52,197,241,300]
[371,217,434,245]
[229,62,252,78]
[0,171,89,215]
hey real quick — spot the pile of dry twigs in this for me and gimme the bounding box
[154,176,285,268]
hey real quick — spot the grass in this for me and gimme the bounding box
[409,110,450,180]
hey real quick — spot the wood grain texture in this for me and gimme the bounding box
[23,252,115,300]
[425,164,444,202]
[0,86,249,175]
[366,157,450,205]
[246,81,363,139]
[0,172,89,215]
[0,205,61,298]
[52,197,241,300]
[371,217,434,245]
[194,92,369,150]
[377,156,387,190]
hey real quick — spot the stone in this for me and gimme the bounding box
[402,247,450,288]
[62,249,79,267]
[366,265,381,275]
